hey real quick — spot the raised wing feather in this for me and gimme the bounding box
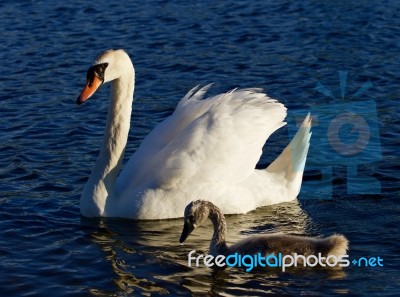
[116,86,286,196]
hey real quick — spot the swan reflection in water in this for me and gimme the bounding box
[80,201,347,295]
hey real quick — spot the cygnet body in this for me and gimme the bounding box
[180,200,348,265]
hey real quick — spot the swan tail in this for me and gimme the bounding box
[266,113,312,199]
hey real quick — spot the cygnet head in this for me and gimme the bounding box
[179,200,211,243]
[77,49,134,105]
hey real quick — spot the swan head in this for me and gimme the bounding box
[179,200,211,243]
[77,49,134,105]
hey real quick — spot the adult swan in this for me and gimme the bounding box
[76,49,311,220]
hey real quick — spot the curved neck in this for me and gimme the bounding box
[80,74,135,217]
[207,203,229,257]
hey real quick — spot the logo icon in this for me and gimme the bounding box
[288,71,381,199]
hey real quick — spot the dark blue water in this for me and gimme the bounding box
[1,0,399,295]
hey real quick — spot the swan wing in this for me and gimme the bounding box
[116,86,286,196]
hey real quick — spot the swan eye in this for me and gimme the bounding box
[86,63,109,86]
[188,214,195,224]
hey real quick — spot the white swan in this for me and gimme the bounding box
[180,200,348,262]
[77,49,312,219]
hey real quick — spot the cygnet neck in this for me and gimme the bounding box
[207,202,229,257]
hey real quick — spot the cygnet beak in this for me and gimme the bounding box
[179,220,195,243]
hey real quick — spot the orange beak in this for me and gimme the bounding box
[76,76,103,105]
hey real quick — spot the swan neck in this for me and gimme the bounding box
[81,73,134,217]
[102,77,134,182]
[208,203,228,256]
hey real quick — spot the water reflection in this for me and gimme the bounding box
[80,201,346,295]
[83,219,173,295]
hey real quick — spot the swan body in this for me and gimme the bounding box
[180,200,349,262]
[77,49,312,220]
